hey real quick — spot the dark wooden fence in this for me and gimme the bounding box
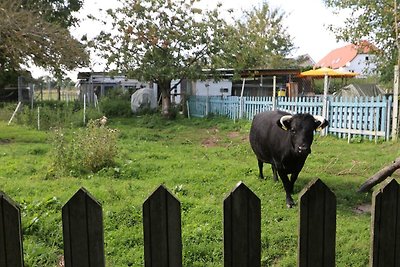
[1,178,399,266]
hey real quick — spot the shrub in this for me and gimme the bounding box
[99,88,132,117]
[49,120,119,176]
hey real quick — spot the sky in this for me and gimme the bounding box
[31,0,350,81]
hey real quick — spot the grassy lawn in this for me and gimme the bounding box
[0,115,399,266]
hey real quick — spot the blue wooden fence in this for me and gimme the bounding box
[187,95,393,140]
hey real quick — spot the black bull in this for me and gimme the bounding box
[249,111,329,208]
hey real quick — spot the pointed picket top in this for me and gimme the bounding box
[62,187,105,267]
[143,184,182,267]
[143,184,180,206]
[0,191,24,267]
[224,181,261,267]
[370,178,400,267]
[298,179,336,267]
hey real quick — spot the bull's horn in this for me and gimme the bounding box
[279,115,292,131]
[313,115,327,131]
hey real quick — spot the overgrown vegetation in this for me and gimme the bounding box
[99,88,134,118]
[49,120,119,176]
[0,112,399,266]
[1,101,103,130]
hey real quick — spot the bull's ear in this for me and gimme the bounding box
[277,115,292,131]
[314,115,329,131]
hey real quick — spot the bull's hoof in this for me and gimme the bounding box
[286,199,296,208]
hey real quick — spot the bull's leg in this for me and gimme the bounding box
[289,172,299,194]
[258,159,264,179]
[278,170,295,208]
[271,165,278,181]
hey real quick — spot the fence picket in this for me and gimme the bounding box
[370,179,400,267]
[4,177,400,266]
[298,179,336,267]
[224,182,261,267]
[143,185,182,267]
[62,187,105,267]
[0,192,23,267]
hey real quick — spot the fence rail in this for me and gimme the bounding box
[1,178,400,266]
[188,95,393,140]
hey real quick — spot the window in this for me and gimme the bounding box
[220,88,229,93]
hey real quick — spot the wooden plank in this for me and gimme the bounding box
[224,182,261,267]
[0,192,23,267]
[62,188,105,267]
[370,179,400,267]
[143,185,182,267]
[298,179,336,267]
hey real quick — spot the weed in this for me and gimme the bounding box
[49,120,119,175]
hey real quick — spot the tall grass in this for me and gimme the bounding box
[0,114,399,266]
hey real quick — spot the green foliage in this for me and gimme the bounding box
[49,120,119,175]
[21,0,84,28]
[216,2,295,71]
[10,101,102,130]
[0,116,399,266]
[323,0,399,84]
[99,88,133,117]
[0,0,88,76]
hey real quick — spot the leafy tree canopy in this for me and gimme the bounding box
[215,2,295,72]
[323,0,399,83]
[21,0,84,28]
[0,0,89,80]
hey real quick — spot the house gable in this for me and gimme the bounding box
[315,41,377,77]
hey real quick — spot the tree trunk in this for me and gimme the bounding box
[158,79,172,118]
[358,157,400,192]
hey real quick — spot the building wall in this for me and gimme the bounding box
[339,53,377,77]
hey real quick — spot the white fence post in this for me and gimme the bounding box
[272,76,276,111]
[239,79,246,119]
[392,65,399,141]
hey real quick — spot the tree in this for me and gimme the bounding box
[323,0,399,84]
[215,2,295,72]
[0,0,89,90]
[91,0,295,118]
[90,0,227,118]
[21,0,84,28]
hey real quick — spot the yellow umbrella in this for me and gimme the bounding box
[298,67,357,78]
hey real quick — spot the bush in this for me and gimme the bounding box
[99,88,132,117]
[49,120,119,176]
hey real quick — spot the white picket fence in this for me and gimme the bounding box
[187,95,393,141]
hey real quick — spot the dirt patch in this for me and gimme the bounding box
[353,203,371,214]
[201,136,219,147]
[227,131,249,142]
[227,131,240,138]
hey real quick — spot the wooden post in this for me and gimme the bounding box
[224,182,261,267]
[143,185,182,267]
[298,179,336,267]
[392,65,399,141]
[370,179,400,266]
[322,74,329,136]
[0,192,24,267]
[62,188,105,267]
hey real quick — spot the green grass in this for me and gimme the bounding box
[0,115,399,266]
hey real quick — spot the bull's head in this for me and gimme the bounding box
[277,114,329,155]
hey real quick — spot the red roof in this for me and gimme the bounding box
[315,41,375,69]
